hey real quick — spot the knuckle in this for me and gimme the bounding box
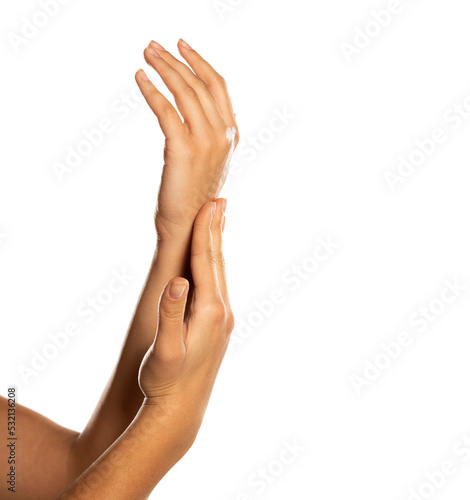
[225,310,235,333]
[161,104,176,118]
[206,73,226,90]
[215,74,227,88]
[193,77,207,90]
[181,84,198,99]
[207,301,226,323]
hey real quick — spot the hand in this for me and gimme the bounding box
[135,39,239,241]
[138,199,234,442]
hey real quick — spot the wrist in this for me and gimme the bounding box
[138,400,199,454]
[155,212,195,244]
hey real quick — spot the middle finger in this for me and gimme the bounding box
[144,45,211,136]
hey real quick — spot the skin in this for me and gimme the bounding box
[72,38,238,472]
[0,397,79,498]
[57,201,233,499]
[0,39,238,498]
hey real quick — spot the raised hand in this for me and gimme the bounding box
[135,39,239,241]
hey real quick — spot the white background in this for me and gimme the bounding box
[2,0,470,498]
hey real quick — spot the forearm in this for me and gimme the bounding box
[63,199,230,498]
[58,405,194,500]
[71,231,193,473]
[0,396,79,499]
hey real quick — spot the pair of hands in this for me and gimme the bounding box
[139,199,234,444]
[136,40,237,444]
[2,38,239,500]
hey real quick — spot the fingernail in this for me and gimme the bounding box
[148,47,161,58]
[222,199,227,214]
[150,40,165,51]
[210,202,216,218]
[169,279,187,299]
[222,215,226,233]
[179,38,192,50]
[139,69,149,81]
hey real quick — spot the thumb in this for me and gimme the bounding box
[153,278,189,362]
